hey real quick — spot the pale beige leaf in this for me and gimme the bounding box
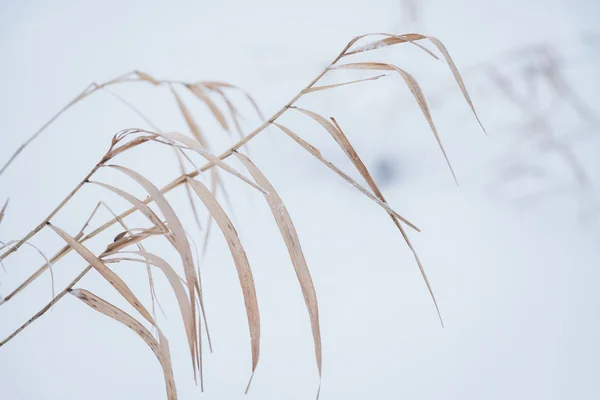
[424,35,487,135]
[111,251,196,371]
[187,84,229,131]
[186,177,260,381]
[47,223,155,325]
[328,117,443,326]
[205,87,245,140]
[293,107,344,141]
[176,152,204,233]
[0,198,8,225]
[235,152,322,378]
[200,81,265,121]
[171,87,209,148]
[344,34,486,135]
[302,74,387,94]
[331,62,457,183]
[273,122,420,232]
[69,288,176,400]
[344,33,439,60]
[135,70,161,85]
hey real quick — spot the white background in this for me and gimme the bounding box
[1,0,599,399]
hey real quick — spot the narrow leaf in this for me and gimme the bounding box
[0,198,8,225]
[187,84,229,131]
[423,36,487,135]
[135,70,161,86]
[302,75,387,94]
[111,251,196,372]
[186,177,260,384]
[235,152,322,378]
[47,223,155,325]
[273,122,420,232]
[330,62,458,184]
[328,117,443,326]
[69,288,176,400]
[171,87,209,148]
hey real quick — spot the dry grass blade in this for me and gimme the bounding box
[345,34,486,135]
[272,122,419,231]
[328,117,443,325]
[105,164,202,377]
[302,74,388,94]
[423,36,487,135]
[186,177,260,391]
[69,288,176,400]
[344,33,437,59]
[203,86,246,141]
[46,222,156,325]
[292,107,343,139]
[176,154,205,232]
[135,70,161,85]
[235,152,322,381]
[200,169,220,258]
[187,84,229,131]
[0,198,8,225]
[200,81,265,121]
[171,87,210,148]
[331,62,458,184]
[110,251,197,374]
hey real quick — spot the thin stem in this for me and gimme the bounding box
[0,84,96,176]
[0,163,103,261]
[0,265,92,347]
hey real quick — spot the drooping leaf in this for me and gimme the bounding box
[273,122,419,232]
[47,223,156,325]
[235,152,322,380]
[330,62,458,183]
[69,288,176,400]
[187,84,229,131]
[186,177,260,388]
[171,86,210,148]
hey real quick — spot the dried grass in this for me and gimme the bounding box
[0,32,484,398]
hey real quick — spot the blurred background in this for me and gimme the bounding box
[1,0,599,399]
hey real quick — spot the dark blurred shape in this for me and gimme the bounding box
[373,156,398,187]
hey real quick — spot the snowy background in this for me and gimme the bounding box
[1,0,599,399]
